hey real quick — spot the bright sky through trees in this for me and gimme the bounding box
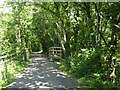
[0,0,11,13]
[0,0,5,11]
[0,0,5,5]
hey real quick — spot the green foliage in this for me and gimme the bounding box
[80,75,120,88]
[0,59,28,89]
[61,48,120,88]
[0,2,120,88]
[69,48,101,77]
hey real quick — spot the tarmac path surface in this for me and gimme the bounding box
[5,57,79,89]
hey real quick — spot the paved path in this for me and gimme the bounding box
[5,57,79,89]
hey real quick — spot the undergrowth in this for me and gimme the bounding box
[60,48,120,88]
[0,59,28,89]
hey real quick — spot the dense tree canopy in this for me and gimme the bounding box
[0,2,120,88]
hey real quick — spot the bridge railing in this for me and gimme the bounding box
[49,47,62,61]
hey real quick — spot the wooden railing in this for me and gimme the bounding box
[49,47,62,60]
[0,48,30,61]
[0,51,21,81]
[0,49,29,81]
[0,53,18,61]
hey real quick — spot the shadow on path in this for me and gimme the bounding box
[4,57,79,89]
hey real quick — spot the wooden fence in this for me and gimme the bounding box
[0,49,29,82]
[49,47,62,60]
[0,49,29,62]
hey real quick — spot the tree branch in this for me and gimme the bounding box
[94,3,109,47]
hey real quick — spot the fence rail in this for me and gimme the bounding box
[0,53,17,61]
[0,49,29,87]
[49,47,62,60]
[0,48,29,61]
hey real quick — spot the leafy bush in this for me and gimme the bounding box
[60,47,120,88]
[69,48,102,78]
[0,60,28,89]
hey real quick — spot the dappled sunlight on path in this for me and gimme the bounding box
[5,57,78,89]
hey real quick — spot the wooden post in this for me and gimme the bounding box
[23,48,29,61]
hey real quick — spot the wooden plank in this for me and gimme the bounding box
[49,47,62,49]
[49,50,62,52]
